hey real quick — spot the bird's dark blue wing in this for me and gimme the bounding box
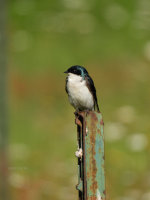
[85,75,100,112]
[65,76,68,93]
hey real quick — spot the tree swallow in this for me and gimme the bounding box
[64,65,100,112]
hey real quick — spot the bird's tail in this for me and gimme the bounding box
[95,102,100,112]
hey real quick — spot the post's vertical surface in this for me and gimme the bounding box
[76,111,105,200]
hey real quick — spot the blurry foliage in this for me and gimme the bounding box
[8,0,150,200]
[9,0,150,71]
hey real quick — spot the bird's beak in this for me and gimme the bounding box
[64,70,68,73]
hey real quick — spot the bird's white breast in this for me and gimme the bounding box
[67,73,94,110]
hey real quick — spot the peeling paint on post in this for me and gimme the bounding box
[75,111,105,200]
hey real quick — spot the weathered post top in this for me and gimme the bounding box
[75,111,105,200]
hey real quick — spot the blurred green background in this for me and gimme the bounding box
[8,0,150,199]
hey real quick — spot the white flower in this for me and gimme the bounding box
[127,133,148,152]
[115,105,136,124]
[105,122,126,142]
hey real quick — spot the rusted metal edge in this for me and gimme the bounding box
[75,111,105,200]
[75,112,84,200]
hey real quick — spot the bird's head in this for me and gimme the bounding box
[64,65,88,80]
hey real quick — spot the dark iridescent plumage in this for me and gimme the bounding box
[85,75,100,112]
[64,65,100,112]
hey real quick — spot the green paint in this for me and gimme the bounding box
[76,111,105,200]
[85,112,105,199]
[76,179,83,192]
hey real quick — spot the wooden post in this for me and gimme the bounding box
[75,111,106,200]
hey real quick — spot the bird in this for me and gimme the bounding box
[64,65,100,112]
